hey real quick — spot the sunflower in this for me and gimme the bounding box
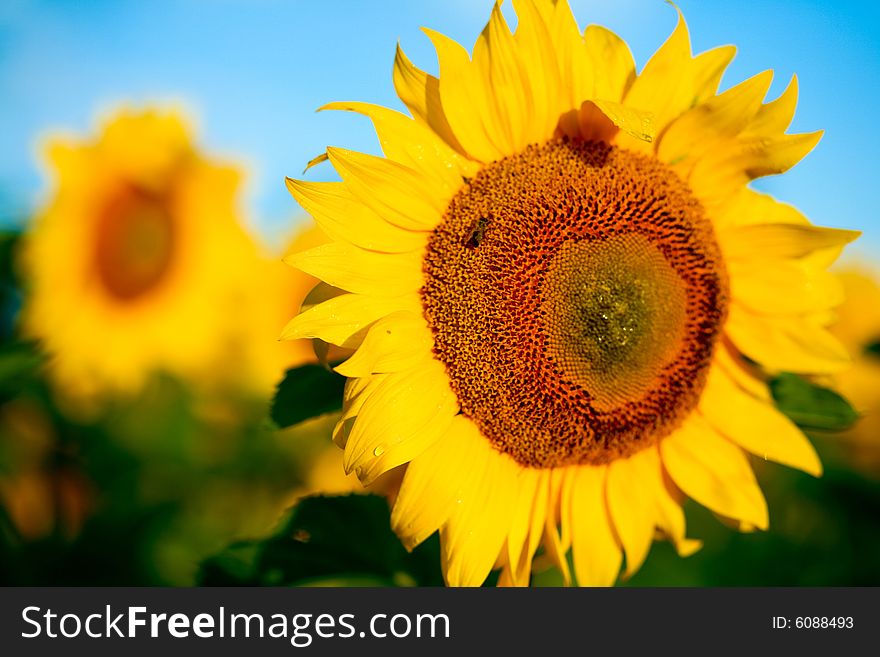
[282,1,858,585]
[231,222,329,395]
[20,108,258,401]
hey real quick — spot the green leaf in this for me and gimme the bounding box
[198,494,443,587]
[770,372,859,431]
[269,364,346,428]
[864,340,880,358]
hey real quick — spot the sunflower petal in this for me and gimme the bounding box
[659,70,774,165]
[391,415,480,550]
[719,223,860,261]
[545,0,592,120]
[286,179,427,253]
[285,242,423,297]
[569,465,621,586]
[661,415,769,530]
[423,27,507,163]
[471,2,532,153]
[691,44,737,104]
[726,305,850,374]
[714,340,772,401]
[624,9,692,137]
[334,311,434,377]
[279,292,418,348]
[512,0,564,145]
[593,99,655,143]
[392,44,466,155]
[343,358,458,484]
[543,468,572,585]
[728,258,844,315]
[655,467,702,557]
[606,448,659,577]
[506,468,549,587]
[441,420,519,586]
[585,25,635,103]
[318,101,478,193]
[743,74,799,137]
[700,365,823,477]
[326,147,444,230]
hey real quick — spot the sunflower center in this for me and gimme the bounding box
[94,184,176,301]
[422,139,728,468]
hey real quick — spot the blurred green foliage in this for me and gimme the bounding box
[199,495,444,587]
[770,373,860,431]
[270,365,345,429]
[0,229,331,585]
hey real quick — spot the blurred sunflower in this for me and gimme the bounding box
[228,223,328,395]
[828,266,880,475]
[282,1,858,586]
[20,108,258,401]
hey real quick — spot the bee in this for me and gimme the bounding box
[465,216,490,249]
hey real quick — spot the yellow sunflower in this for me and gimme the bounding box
[20,108,258,401]
[230,222,329,395]
[282,1,858,586]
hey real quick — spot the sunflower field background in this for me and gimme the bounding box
[1,0,879,587]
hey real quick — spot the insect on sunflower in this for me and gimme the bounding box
[282,1,859,586]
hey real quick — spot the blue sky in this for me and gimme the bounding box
[2,0,878,256]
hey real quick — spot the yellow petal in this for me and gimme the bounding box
[479,3,529,148]
[357,407,455,486]
[334,311,434,377]
[286,179,427,253]
[743,74,799,137]
[592,99,655,143]
[719,223,860,261]
[569,465,622,586]
[326,147,445,230]
[606,448,659,578]
[284,242,423,297]
[332,373,391,448]
[742,130,824,178]
[713,187,809,230]
[661,415,769,530]
[655,467,702,557]
[691,44,737,105]
[728,258,844,315]
[725,304,850,374]
[545,0,592,123]
[391,415,481,550]
[713,340,772,402]
[441,420,519,586]
[423,27,506,163]
[585,25,635,103]
[343,358,458,483]
[279,292,418,348]
[623,9,692,142]
[302,152,329,173]
[506,468,548,587]
[658,70,774,166]
[318,101,478,194]
[700,365,823,477]
[392,44,467,155]
[511,0,564,145]
[542,467,572,585]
